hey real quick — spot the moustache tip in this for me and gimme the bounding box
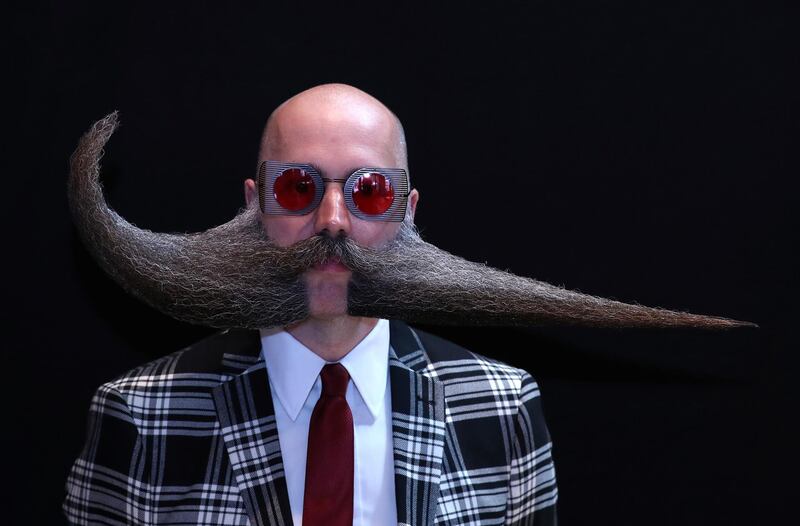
[92,111,121,135]
[690,315,759,330]
[725,319,759,329]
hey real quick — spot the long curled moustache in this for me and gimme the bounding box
[68,113,755,330]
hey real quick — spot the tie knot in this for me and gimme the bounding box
[320,363,350,398]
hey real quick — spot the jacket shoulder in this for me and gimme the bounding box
[103,328,262,395]
[410,326,532,385]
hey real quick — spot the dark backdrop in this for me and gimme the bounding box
[10,2,794,525]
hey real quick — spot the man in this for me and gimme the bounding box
[65,84,746,525]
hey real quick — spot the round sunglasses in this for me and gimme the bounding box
[257,160,410,222]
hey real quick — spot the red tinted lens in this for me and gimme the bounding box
[273,168,316,211]
[352,172,395,215]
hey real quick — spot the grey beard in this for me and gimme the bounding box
[68,113,754,330]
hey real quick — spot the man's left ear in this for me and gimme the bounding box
[407,188,419,221]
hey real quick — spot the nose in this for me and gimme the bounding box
[314,182,352,238]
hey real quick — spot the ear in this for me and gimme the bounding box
[407,188,419,221]
[244,178,258,207]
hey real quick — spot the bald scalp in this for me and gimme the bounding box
[259,83,408,170]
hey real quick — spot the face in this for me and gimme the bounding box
[245,96,419,320]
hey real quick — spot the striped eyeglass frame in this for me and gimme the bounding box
[257,160,410,222]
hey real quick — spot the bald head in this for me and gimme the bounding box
[259,83,408,170]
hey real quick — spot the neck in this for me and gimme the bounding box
[286,315,379,362]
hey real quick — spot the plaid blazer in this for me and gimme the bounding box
[65,321,558,525]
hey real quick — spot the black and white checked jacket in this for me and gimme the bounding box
[65,321,558,525]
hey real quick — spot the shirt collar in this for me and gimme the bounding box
[259,319,390,422]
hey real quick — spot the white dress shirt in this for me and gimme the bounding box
[259,319,397,526]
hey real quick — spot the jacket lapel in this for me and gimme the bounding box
[212,331,293,526]
[389,321,448,526]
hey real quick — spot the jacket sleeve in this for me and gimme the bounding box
[64,382,148,525]
[505,371,558,525]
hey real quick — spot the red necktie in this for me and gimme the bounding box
[302,363,354,526]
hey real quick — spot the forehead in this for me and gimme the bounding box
[262,95,403,169]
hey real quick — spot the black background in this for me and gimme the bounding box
[10,2,795,525]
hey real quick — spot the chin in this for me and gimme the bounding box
[304,277,350,320]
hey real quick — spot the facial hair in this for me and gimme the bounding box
[68,113,754,330]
